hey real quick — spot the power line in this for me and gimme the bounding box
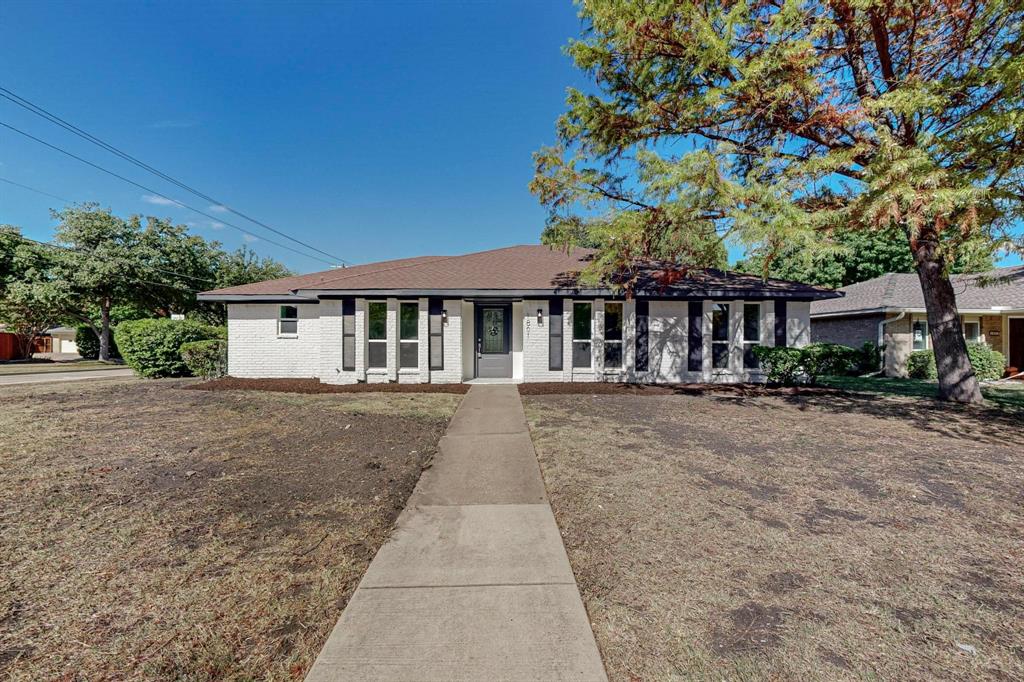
[0,120,338,267]
[12,233,214,287]
[0,86,349,265]
[0,176,75,204]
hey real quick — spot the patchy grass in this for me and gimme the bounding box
[0,380,461,680]
[820,374,1024,411]
[0,359,124,375]
[524,390,1023,681]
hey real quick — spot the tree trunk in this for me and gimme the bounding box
[913,238,983,403]
[99,298,111,362]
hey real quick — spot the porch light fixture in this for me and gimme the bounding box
[537,308,543,325]
[441,309,448,325]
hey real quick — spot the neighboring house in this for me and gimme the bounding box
[811,266,1024,376]
[46,327,80,355]
[197,245,839,385]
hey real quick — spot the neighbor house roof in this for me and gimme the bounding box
[198,245,839,302]
[811,265,1024,317]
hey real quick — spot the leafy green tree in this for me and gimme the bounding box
[533,0,1023,402]
[0,227,65,358]
[735,227,995,288]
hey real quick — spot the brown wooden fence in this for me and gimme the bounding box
[0,332,26,361]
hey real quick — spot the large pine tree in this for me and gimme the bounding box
[533,0,1023,403]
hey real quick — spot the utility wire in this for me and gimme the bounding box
[0,176,75,204]
[0,120,337,267]
[12,233,214,287]
[0,86,349,265]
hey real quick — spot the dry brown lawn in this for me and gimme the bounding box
[0,379,460,680]
[523,390,1024,681]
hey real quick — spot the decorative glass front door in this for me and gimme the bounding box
[475,304,513,378]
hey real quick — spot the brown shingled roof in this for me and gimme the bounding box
[199,244,839,300]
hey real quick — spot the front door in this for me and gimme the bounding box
[475,303,512,378]
[1009,318,1024,371]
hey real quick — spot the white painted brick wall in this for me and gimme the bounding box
[429,299,463,384]
[788,301,811,347]
[227,303,320,378]
[522,299,564,382]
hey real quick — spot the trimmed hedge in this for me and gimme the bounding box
[75,325,120,360]
[906,342,1005,381]
[753,342,869,385]
[115,319,224,378]
[180,339,228,379]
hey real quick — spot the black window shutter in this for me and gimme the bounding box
[428,298,444,370]
[687,301,703,372]
[548,298,563,371]
[635,299,649,372]
[341,298,355,371]
[774,300,787,347]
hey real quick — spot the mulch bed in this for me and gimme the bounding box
[187,377,470,395]
[517,381,841,397]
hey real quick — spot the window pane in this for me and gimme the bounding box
[400,341,418,368]
[343,340,355,369]
[743,343,759,369]
[400,302,419,340]
[605,303,623,341]
[712,342,729,369]
[964,321,980,342]
[430,339,443,369]
[912,320,928,350]
[604,342,622,368]
[280,305,297,320]
[368,341,386,368]
[481,308,505,353]
[572,341,592,368]
[279,319,297,335]
[573,303,591,340]
[744,304,760,342]
[712,304,730,342]
[368,302,387,340]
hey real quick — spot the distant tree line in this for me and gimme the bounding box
[0,204,291,360]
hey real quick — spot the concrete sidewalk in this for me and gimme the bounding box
[306,385,607,682]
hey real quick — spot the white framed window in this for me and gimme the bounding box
[572,302,592,369]
[912,319,928,350]
[399,301,419,369]
[742,303,761,369]
[711,303,730,369]
[367,301,387,368]
[278,305,298,336]
[604,302,623,369]
[962,317,980,343]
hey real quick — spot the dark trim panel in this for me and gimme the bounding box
[774,300,787,347]
[196,294,319,303]
[298,288,840,301]
[341,297,356,371]
[635,299,649,372]
[548,298,563,371]
[687,301,703,372]
[428,297,444,371]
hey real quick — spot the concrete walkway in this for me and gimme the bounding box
[306,385,607,682]
[0,368,135,385]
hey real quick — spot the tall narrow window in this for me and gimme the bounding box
[912,319,928,350]
[342,298,355,371]
[687,301,703,371]
[279,305,298,336]
[399,302,419,368]
[367,301,387,368]
[711,303,730,369]
[604,302,623,369]
[572,302,592,369]
[743,303,760,369]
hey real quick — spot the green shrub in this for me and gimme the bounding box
[180,339,228,379]
[75,325,120,360]
[115,318,222,378]
[966,342,1006,381]
[854,341,883,374]
[752,346,805,385]
[801,343,859,382]
[907,350,937,379]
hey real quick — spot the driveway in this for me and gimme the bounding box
[0,368,136,385]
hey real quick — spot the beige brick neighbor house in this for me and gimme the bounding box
[198,245,840,384]
[811,266,1024,377]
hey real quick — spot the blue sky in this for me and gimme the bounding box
[1,1,1019,272]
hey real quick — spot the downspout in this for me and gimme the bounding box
[877,311,906,374]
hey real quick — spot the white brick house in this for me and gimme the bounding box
[198,245,838,384]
